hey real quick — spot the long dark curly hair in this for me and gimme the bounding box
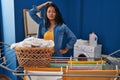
[45,3,64,28]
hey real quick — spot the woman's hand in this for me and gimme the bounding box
[59,48,69,54]
[43,1,52,6]
[37,1,52,10]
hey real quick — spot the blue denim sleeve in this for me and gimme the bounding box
[63,24,77,49]
[29,5,43,24]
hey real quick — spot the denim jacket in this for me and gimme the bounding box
[29,6,77,57]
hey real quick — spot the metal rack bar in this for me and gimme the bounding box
[13,73,120,78]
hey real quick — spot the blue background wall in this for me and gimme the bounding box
[0,0,120,80]
[81,0,120,56]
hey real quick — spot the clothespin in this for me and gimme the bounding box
[24,70,27,76]
[116,65,118,70]
[61,66,63,72]
[70,56,72,68]
[66,65,68,72]
[114,65,119,80]
[115,65,119,75]
[70,56,72,61]
[101,60,104,64]
[95,62,98,69]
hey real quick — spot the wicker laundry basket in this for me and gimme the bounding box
[15,47,54,67]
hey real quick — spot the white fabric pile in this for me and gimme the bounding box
[10,37,54,49]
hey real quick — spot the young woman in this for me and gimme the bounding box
[29,2,77,57]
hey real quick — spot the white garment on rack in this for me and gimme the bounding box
[25,71,63,80]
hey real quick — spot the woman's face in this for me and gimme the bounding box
[47,6,56,21]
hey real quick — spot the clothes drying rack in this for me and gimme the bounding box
[0,42,120,80]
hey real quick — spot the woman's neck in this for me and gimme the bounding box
[49,20,56,31]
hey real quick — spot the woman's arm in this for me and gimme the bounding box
[29,1,52,24]
[65,26,77,49]
[59,24,77,54]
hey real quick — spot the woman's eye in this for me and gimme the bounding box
[47,11,51,13]
[47,10,56,13]
[53,11,56,13]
